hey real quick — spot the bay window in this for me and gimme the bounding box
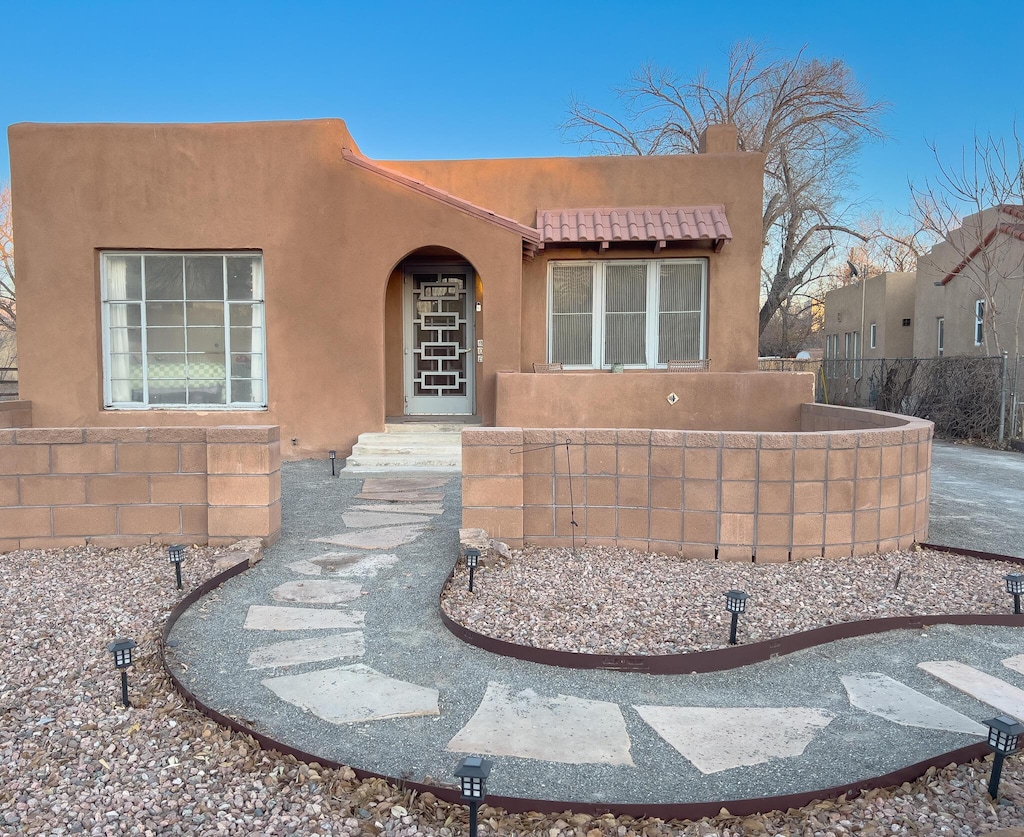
[101,252,267,408]
[548,259,706,368]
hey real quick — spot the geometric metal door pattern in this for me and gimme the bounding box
[403,267,474,415]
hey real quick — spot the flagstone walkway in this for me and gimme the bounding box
[166,458,1024,808]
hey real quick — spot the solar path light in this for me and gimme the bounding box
[984,714,1024,800]
[329,449,337,477]
[1005,573,1024,614]
[725,589,749,646]
[167,544,185,590]
[108,637,137,708]
[454,755,492,837]
[465,548,480,593]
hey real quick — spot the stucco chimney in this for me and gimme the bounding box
[698,123,739,154]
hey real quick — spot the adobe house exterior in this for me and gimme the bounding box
[9,118,766,459]
[3,118,935,557]
[913,205,1024,359]
[821,272,916,404]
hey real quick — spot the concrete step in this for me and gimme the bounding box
[343,423,469,472]
[383,422,468,434]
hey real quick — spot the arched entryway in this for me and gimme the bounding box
[384,247,479,419]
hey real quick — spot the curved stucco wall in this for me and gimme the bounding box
[495,370,815,432]
[461,403,932,561]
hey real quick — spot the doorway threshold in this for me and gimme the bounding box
[386,415,482,425]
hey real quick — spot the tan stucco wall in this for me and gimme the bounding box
[9,120,526,456]
[386,147,765,373]
[913,212,1024,358]
[823,273,916,360]
[10,119,764,455]
[495,371,814,432]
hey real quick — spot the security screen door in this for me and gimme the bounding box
[403,267,475,415]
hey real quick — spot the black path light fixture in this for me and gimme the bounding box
[1005,573,1024,614]
[725,589,749,646]
[108,637,137,708]
[454,755,492,837]
[984,714,1024,800]
[465,547,481,593]
[329,449,337,477]
[167,544,185,590]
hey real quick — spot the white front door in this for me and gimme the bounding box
[403,266,475,415]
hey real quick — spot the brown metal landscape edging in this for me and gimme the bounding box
[440,543,1024,674]
[159,546,1007,821]
[440,609,1024,674]
[919,543,1024,566]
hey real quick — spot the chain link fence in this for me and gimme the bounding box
[819,356,1013,441]
[758,355,1022,441]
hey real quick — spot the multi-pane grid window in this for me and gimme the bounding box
[548,259,706,368]
[101,252,266,408]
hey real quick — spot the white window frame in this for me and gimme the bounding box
[546,258,707,368]
[852,331,862,379]
[869,322,877,349]
[100,251,268,410]
[937,317,944,357]
[975,299,985,346]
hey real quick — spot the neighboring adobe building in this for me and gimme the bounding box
[822,271,917,365]
[9,119,768,458]
[913,205,1024,359]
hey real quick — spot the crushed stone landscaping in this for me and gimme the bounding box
[1,542,1023,836]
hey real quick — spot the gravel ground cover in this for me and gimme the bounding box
[442,547,1024,656]
[2,542,1024,836]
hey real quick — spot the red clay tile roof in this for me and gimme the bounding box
[341,148,541,256]
[536,206,732,252]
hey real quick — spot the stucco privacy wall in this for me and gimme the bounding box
[0,424,281,552]
[462,405,932,560]
[495,371,815,431]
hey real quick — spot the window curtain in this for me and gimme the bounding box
[550,264,594,365]
[107,257,131,402]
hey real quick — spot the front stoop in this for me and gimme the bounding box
[342,423,468,472]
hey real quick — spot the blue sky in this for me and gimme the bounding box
[4,0,1022,218]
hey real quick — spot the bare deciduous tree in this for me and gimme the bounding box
[847,212,933,276]
[0,184,13,332]
[562,40,888,336]
[911,128,1024,357]
[758,293,821,357]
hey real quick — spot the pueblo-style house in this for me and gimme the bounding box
[8,119,763,459]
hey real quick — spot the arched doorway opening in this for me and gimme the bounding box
[384,247,479,419]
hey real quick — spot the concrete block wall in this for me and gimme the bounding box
[0,424,281,552]
[462,405,933,561]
